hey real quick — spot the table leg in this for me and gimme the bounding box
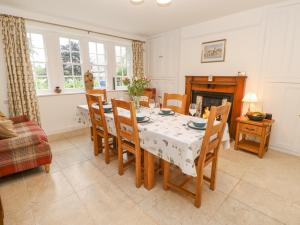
[144,151,155,190]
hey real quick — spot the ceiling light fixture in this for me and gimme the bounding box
[130,0,144,4]
[156,0,172,6]
[130,0,172,7]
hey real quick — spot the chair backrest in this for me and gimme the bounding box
[197,102,231,170]
[86,89,107,102]
[86,94,108,134]
[140,90,154,107]
[111,99,140,146]
[163,93,187,114]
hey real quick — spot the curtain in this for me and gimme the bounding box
[0,15,40,124]
[132,40,144,79]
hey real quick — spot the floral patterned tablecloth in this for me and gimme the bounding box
[76,105,230,177]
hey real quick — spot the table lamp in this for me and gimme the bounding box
[242,93,258,113]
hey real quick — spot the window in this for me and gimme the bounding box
[27,33,49,91]
[88,42,107,88]
[59,37,83,89]
[115,45,131,90]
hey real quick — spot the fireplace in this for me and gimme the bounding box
[191,91,234,125]
[185,76,247,138]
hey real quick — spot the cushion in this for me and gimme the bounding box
[0,111,6,119]
[0,118,18,139]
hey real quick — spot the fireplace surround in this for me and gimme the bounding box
[185,75,247,138]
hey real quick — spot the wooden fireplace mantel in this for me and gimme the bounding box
[185,75,247,138]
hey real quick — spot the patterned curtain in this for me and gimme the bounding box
[0,15,41,124]
[132,40,144,79]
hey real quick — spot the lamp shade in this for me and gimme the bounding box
[242,93,258,103]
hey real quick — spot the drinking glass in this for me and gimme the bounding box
[149,99,155,115]
[189,103,197,116]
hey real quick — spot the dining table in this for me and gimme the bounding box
[76,104,230,190]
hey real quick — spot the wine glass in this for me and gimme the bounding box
[189,103,197,116]
[149,99,155,115]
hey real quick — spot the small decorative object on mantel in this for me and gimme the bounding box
[123,76,151,110]
[201,39,226,63]
[238,71,246,76]
[54,86,62,94]
[84,70,94,91]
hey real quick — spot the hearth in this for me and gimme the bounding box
[191,91,234,125]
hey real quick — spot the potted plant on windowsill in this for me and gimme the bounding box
[123,76,151,110]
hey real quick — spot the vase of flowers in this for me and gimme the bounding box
[123,76,151,109]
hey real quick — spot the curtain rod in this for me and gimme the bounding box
[0,14,146,43]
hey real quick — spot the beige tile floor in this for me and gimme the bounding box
[1,132,300,225]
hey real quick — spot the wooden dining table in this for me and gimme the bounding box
[77,105,230,190]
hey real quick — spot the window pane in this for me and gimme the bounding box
[74,77,83,88]
[96,43,104,54]
[61,51,71,63]
[31,33,44,48]
[63,64,72,75]
[71,52,80,63]
[64,77,74,88]
[31,48,46,62]
[27,32,49,91]
[73,65,82,76]
[121,47,126,57]
[35,77,48,90]
[33,63,46,76]
[97,55,105,65]
[71,39,80,51]
[89,42,96,54]
[60,38,70,51]
[115,46,120,56]
[89,53,97,64]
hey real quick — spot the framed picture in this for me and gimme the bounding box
[201,39,226,63]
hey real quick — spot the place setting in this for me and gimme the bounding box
[186,103,207,131]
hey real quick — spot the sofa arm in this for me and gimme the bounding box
[9,115,29,124]
[0,134,43,152]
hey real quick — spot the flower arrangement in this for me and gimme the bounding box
[123,76,151,109]
[123,76,151,97]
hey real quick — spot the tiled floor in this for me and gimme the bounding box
[1,131,300,225]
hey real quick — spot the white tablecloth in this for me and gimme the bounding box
[76,105,230,177]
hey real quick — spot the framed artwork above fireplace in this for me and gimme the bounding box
[201,39,226,63]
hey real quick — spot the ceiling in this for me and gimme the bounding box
[0,0,286,36]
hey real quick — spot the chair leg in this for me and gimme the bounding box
[44,164,50,173]
[93,133,99,156]
[194,169,204,208]
[135,151,142,188]
[104,137,110,164]
[118,141,124,175]
[163,160,170,190]
[98,136,103,153]
[210,156,218,191]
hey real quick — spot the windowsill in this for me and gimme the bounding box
[37,89,128,97]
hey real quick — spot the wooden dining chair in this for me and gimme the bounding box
[163,102,231,208]
[86,93,115,164]
[112,99,143,188]
[86,89,107,102]
[140,90,154,107]
[163,93,187,114]
[86,89,107,140]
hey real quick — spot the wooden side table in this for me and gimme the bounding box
[234,116,274,158]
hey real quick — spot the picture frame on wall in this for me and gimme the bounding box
[201,39,226,63]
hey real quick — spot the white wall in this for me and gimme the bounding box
[37,91,129,135]
[148,0,300,155]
